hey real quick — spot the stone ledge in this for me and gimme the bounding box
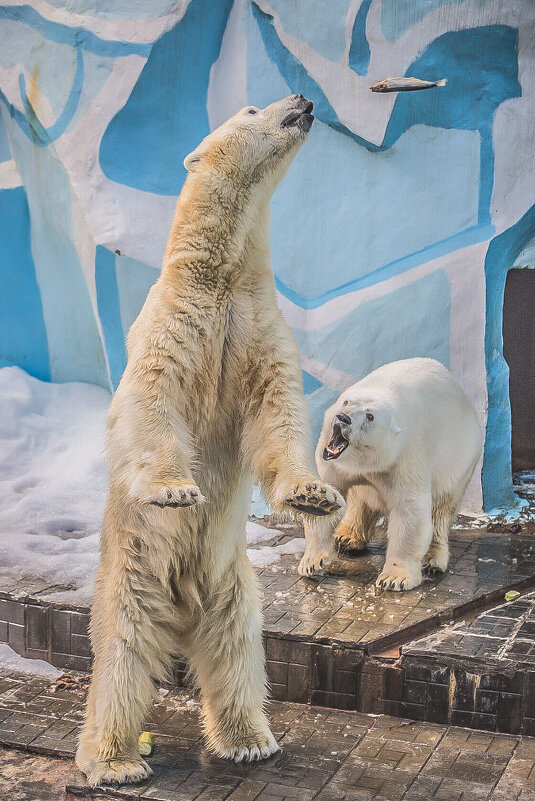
[373,592,535,734]
[2,531,535,724]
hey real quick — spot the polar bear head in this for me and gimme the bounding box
[322,392,402,473]
[183,95,314,192]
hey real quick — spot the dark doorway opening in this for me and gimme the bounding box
[503,268,535,470]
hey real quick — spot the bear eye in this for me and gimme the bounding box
[366,412,374,421]
[343,400,348,406]
[248,108,258,115]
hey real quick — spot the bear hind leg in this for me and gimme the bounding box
[77,640,156,786]
[77,575,176,786]
[335,486,382,555]
[187,556,279,762]
[424,493,459,574]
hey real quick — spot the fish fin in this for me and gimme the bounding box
[436,78,447,86]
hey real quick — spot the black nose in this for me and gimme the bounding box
[336,413,351,425]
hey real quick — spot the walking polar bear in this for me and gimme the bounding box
[299,359,482,591]
[77,95,344,786]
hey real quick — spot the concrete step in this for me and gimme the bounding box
[2,529,535,729]
[368,591,535,735]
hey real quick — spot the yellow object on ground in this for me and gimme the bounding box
[138,731,154,756]
[505,590,521,601]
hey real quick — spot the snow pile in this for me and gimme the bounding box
[0,643,62,678]
[245,520,305,568]
[0,367,302,604]
[248,535,305,567]
[0,367,109,602]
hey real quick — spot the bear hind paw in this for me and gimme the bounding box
[211,730,280,763]
[335,528,368,557]
[86,757,152,787]
[423,554,448,574]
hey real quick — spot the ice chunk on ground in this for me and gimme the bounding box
[245,520,280,545]
[248,537,305,568]
[0,644,62,678]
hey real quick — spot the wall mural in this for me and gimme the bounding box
[0,0,534,512]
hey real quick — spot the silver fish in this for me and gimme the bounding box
[370,76,447,93]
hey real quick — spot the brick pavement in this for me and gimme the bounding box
[3,527,535,723]
[1,672,535,800]
[370,590,535,734]
[3,529,535,674]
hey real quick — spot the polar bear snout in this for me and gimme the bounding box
[280,95,314,132]
[323,414,351,461]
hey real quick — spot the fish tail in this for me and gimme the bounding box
[436,78,447,87]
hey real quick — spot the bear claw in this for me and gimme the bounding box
[376,563,422,592]
[144,482,205,508]
[283,480,344,518]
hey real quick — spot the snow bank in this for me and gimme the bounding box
[0,367,302,604]
[248,536,305,567]
[0,366,109,603]
[0,643,62,678]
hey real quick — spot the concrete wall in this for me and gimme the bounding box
[0,1,534,512]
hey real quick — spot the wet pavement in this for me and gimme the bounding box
[2,673,535,800]
[258,530,535,646]
[406,590,535,672]
[3,525,535,720]
[4,528,535,663]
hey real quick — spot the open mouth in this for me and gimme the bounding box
[281,100,314,131]
[322,420,350,461]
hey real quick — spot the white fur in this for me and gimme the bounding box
[76,96,343,787]
[299,358,483,590]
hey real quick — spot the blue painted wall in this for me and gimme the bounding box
[0,186,49,380]
[99,0,234,195]
[483,204,535,510]
[0,0,533,511]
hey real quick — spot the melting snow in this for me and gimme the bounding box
[0,643,62,678]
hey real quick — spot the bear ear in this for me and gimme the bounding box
[184,136,214,173]
[391,417,401,436]
[183,147,203,173]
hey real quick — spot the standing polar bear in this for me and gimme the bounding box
[299,359,482,591]
[77,95,344,786]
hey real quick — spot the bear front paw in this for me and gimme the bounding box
[376,561,422,592]
[281,480,344,517]
[143,481,206,508]
[298,545,335,576]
